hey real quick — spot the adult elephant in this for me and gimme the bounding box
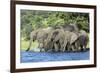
[26,27,53,52]
[62,31,79,52]
[44,28,65,52]
[62,23,79,32]
[26,28,41,51]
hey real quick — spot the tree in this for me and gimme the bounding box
[21,10,89,39]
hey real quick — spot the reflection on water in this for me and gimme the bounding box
[20,50,89,63]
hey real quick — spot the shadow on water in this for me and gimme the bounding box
[20,48,90,63]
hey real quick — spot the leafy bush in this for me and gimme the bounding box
[21,10,89,39]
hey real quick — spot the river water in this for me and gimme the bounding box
[20,50,89,63]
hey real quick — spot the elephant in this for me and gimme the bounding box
[43,28,65,52]
[62,31,79,52]
[68,30,89,52]
[78,30,89,51]
[26,27,53,52]
[26,28,41,51]
[62,23,79,32]
[44,28,79,52]
[43,38,54,52]
[26,25,88,52]
[52,29,65,52]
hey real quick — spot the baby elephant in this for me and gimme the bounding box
[78,30,89,51]
[71,30,89,52]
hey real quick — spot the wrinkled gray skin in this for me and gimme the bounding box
[26,24,88,52]
[43,29,65,52]
[26,27,53,52]
[62,31,79,52]
[68,30,89,52]
[52,24,79,52]
[62,23,79,32]
[26,29,40,51]
[44,29,79,52]
[63,24,89,52]
[61,24,79,52]
[51,29,65,52]
[40,29,55,52]
[78,30,89,51]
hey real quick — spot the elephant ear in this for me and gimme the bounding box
[51,29,60,42]
[70,32,79,44]
[53,29,64,42]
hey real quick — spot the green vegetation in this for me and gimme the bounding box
[20,10,89,50]
[21,38,39,51]
[21,10,89,40]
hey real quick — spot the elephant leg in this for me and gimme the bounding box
[67,43,71,51]
[38,42,40,48]
[38,43,43,52]
[80,45,83,51]
[54,43,59,52]
[71,44,76,52]
[83,45,86,51]
[26,39,33,51]
[72,41,80,52]
[78,47,81,51]
[75,42,81,51]
[74,42,79,51]
[42,42,46,52]
[71,45,74,51]
[62,40,67,52]
[59,36,67,52]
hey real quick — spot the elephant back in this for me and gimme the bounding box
[62,24,79,32]
[36,28,52,42]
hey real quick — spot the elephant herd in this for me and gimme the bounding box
[26,24,89,52]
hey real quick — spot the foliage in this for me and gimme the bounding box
[21,10,89,39]
[21,38,39,50]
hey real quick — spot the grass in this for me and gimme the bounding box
[21,38,39,51]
